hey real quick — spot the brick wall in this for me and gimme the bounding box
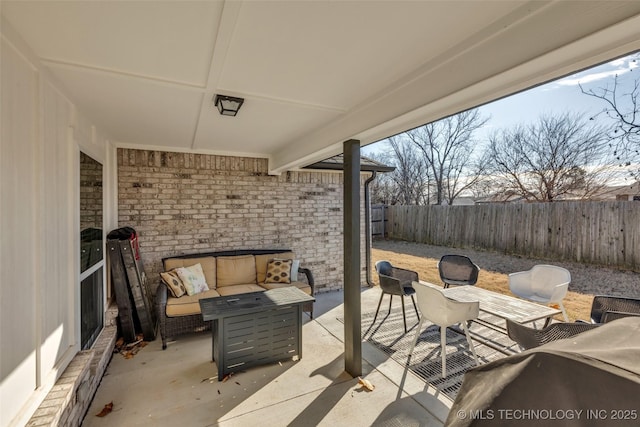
[117,149,368,292]
[80,152,103,231]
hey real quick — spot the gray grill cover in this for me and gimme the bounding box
[447,317,640,426]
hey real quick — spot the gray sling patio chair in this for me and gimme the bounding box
[590,295,640,323]
[438,255,479,288]
[373,261,420,333]
[506,318,601,350]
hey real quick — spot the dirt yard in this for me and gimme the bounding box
[371,239,640,322]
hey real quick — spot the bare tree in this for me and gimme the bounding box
[580,53,639,177]
[386,136,430,204]
[367,140,428,205]
[367,151,399,205]
[405,109,489,204]
[368,171,397,205]
[486,113,613,201]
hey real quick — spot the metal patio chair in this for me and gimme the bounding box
[373,261,420,333]
[438,255,480,288]
[506,319,600,350]
[590,295,640,323]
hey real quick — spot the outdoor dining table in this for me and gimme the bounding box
[421,282,562,354]
[441,284,562,330]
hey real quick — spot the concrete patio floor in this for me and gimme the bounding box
[82,286,453,426]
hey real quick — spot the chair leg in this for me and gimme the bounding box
[559,302,569,322]
[388,294,393,315]
[408,317,425,363]
[371,292,385,327]
[401,295,407,333]
[440,326,447,378]
[410,294,419,319]
[462,322,479,367]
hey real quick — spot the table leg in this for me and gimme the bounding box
[211,320,216,362]
[297,306,303,359]
[213,319,225,381]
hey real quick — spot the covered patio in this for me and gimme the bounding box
[83,288,453,426]
[3,2,640,426]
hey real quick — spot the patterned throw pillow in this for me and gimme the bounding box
[176,263,210,296]
[160,269,186,298]
[265,259,293,284]
[270,258,300,281]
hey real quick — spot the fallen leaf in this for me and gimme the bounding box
[358,377,375,391]
[95,402,113,417]
[125,339,143,349]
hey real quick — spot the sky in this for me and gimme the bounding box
[363,51,639,155]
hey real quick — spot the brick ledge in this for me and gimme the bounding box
[26,324,117,427]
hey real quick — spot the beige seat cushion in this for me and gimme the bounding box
[165,289,220,317]
[260,281,312,296]
[255,252,295,283]
[217,255,257,287]
[216,284,265,296]
[163,256,216,289]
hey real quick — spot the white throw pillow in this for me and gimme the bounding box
[176,263,210,296]
[291,259,300,281]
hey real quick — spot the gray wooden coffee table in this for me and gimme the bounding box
[199,287,315,380]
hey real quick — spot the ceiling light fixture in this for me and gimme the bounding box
[214,94,244,116]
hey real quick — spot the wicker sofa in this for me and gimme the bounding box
[156,249,314,349]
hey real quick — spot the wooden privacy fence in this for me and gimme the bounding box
[387,202,640,270]
[371,204,388,238]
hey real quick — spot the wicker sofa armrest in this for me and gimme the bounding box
[156,280,169,349]
[298,266,315,319]
[156,279,168,306]
[298,266,315,292]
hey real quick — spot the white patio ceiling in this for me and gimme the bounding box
[3,1,640,174]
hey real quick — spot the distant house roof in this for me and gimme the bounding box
[475,191,527,204]
[304,154,395,172]
[601,182,640,199]
[591,181,640,200]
